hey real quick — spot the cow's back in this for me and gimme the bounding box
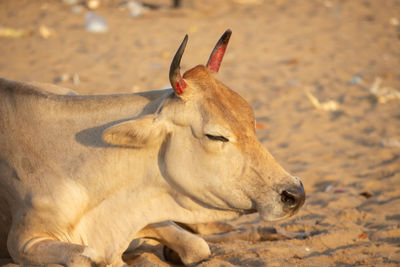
[0,78,46,183]
[0,78,169,257]
[0,78,47,154]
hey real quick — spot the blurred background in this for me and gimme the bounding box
[1,0,399,266]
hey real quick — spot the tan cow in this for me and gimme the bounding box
[0,30,305,266]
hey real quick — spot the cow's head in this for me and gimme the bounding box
[103,30,305,221]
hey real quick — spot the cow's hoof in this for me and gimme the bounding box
[67,252,106,267]
[162,237,211,266]
[163,245,183,265]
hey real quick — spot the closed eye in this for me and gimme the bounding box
[205,134,229,142]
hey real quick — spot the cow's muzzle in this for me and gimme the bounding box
[280,180,305,214]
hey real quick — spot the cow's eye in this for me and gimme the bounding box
[205,134,229,142]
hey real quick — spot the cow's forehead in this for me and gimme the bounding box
[183,65,255,138]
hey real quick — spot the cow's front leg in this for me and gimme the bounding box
[137,221,210,265]
[7,226,107,266]
[8,238,105,267]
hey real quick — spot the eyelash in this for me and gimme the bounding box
[205,134,229,142]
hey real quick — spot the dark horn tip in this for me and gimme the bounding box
[221,29,232,42]
[177,34,189,57]
[183,34,189,44]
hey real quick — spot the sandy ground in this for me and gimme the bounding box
[1,0,400,266]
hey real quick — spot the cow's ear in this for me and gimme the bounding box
[102,115,166,147]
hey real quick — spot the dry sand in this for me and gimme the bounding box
[0,0,399,266]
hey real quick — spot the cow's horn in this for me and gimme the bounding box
[169,34,188,95]
[206,29,232,73]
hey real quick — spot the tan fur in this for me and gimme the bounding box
[184,65,256,141]
[0,42,304,267]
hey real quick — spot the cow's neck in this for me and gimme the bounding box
[36,89,172,123]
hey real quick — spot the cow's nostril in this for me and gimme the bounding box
[280,185,306,214]
[281,190,296,206]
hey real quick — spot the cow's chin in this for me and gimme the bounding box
[256,203,294,222]
[259,212,291,222]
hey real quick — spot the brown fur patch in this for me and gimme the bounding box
[183,65,256,143]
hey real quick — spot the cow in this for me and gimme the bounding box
[0,30,305,266]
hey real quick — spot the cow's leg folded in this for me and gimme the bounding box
[137,221,210,265]
[7,228,107,267]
